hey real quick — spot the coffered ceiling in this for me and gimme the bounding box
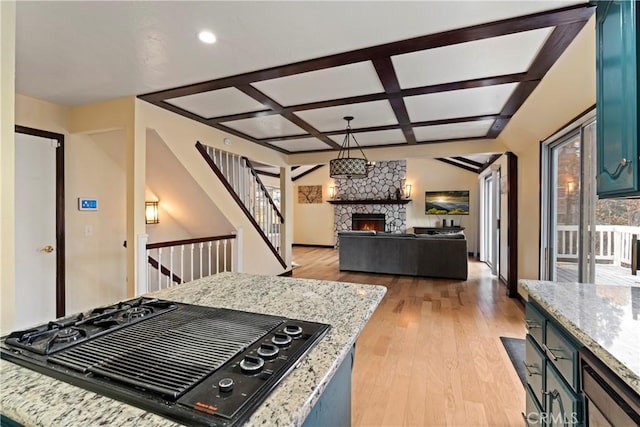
[16,1,593,157]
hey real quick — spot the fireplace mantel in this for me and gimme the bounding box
[327,199,411,205]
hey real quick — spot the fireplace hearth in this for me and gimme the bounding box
[352,213,385,232]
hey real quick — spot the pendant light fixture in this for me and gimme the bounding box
[329,116,374,179]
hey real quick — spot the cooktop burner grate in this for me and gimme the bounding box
[49,305,284,398]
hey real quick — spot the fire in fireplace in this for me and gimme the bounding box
[352,213,385,232]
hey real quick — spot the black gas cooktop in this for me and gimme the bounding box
[1,298,330,426]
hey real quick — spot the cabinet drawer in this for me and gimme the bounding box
[525,334,546,410]
[546,362,582,427]
[525,303,545,348]
[545,321,579,391]
[525,384,545,427]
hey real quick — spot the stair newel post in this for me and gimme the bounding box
[199,242,204,278]
[157,248,163,290]
[180,245,184,284]
[215,240,220,274]
[190,244,194,282]
[169,246,174,287]
[207,241,212,276]
[234,227,243,273]
[137,233,149,296]
[223,239,228,272]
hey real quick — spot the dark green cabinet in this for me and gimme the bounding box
[596,0,640,197]
[525,302,583,426]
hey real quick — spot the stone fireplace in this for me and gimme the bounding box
[332,160,408,243]
[352,213,385,232]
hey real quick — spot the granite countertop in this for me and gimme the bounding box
[520,280,640,394]
[1,273,386,426]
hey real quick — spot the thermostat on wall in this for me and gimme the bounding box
[78,198,98,211]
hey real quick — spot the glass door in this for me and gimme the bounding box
[543,113,639,285]
[483,174,493,268]
[481,170,500,276]
[547,132,582,282]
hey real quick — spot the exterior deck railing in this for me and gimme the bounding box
[556,225,640,266]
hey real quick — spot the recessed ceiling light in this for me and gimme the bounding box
[198,30,216,44]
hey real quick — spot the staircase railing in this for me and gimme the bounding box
[196,141,286,268]
[144,234,237,292]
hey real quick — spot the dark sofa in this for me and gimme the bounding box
[338,231,468,280]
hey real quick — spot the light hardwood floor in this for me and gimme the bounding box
[292,246,526,427]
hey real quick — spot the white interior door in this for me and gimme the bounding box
[15,132,58,328]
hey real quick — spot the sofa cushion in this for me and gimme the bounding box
[337,230,376,236]
[417,233,465,239]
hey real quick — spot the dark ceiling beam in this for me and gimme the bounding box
[208,73,528,124]
[291,135,489,154]
[337,115,507,137]
[453,156,484,168]
[236,85,341,150]
[486,19,591,139]
[372,57,416,144]
[478,153,504,174]
[149,100,290,154]
[292,165,325,182]
[211,75,525,124]
[139,5,593,103]
[258,114,506,142]
[435,158,480,174]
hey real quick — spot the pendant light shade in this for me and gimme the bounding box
[329,116,373,179]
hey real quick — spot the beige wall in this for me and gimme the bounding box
[1,1,16,333]
[406,158,478,253]
[65,130,128,313]
[10,96,133,327]
[498,17,596,281]
[292,159,479,251]
[293,166,334,246]
[136,99,290,274]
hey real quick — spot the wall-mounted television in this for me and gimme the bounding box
[425,190,470,215]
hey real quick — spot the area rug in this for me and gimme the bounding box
[500,336,526,387]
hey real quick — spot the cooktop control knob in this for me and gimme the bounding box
[218,377,234,393]
[271,332,292,347]
[257,343,279,359]
[284,324,303,337]
[239,355,264,374]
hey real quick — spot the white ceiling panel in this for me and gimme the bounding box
[392,27,554,88]
[330,129,406,147]
[252,62,383,106]
[464,153,497,163]
[16,1,584,106]
[295,100,397,132]
[405,83,518,122]
[165,88,266,118]
[268,138,331,152]
[413,120,495,142]
[222,115,305,139]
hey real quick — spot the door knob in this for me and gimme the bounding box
[41,245,55,253]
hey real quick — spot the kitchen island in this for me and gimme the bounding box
[0,273,386,426]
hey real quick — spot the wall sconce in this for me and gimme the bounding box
[567,181,575,194]
[403,184,412,199]
[145,201,159,224]
[329,186,336,199]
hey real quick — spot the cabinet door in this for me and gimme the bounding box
[596,0,639,197]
